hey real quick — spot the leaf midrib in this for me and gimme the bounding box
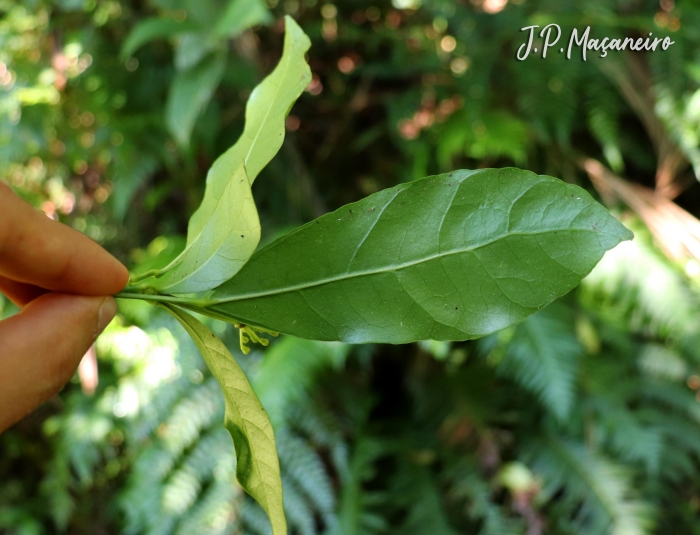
[168,305,279,521]
[243,31,303,177]
[213,226,606,304]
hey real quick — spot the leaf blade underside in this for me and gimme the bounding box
[152,165,261,293]
[206,168,633,343]
[163,304,286,535]
[185,15,311,248]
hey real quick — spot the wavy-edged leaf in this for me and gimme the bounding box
[166,52,226,147]
[163,304,286,535]
[151,165,260,294]
[204,168,633,344]
[186,15,311,246]
[120,17,200,60]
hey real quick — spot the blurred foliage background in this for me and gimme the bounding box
[2,0,700,533]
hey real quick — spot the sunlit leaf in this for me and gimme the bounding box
[202,168,632,343]
[131,16,310,293]
[185,15,311,246]
[163,304,286,535]
[151,165,261,293]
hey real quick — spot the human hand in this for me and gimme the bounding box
[0,183,128,432]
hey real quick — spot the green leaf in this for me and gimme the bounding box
[203,168,633,344]
[162,304,287,535]
[174,33,220,71]
[120,17,200,60]
[150,164,261,293]
[186,15,311,246]
[171,3,270,102]
[134,16,309,293]
[110,145,158,221]
[215,0,272,38]
[166,52,226,147]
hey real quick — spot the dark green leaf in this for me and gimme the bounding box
[203,168,633,343]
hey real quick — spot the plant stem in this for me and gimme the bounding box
[115,292,211,308]
[128,269,162,284]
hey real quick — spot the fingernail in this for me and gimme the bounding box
[97,296,118,334]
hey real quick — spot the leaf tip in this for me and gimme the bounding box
[283,14,312,54]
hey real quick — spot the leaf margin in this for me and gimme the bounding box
[161,303,287,535]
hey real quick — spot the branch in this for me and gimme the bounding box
[580,157,700,263]
[598,53,688,198]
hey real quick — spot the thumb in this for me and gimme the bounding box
[0,293,117,432]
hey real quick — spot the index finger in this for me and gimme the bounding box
[0,183,128,295]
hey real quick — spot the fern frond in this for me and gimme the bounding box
[581,236,700,345]
[524,436,656,535]
[493,303,583,420]
[253,337,349,426]
[286,393,350,482]
[282,475,318,535]
[241,501,273,535]
[446,462,523,535]
[389,465,457,535]
[587,397,663,474]
[332,438,389,535]
[277,430,336,526]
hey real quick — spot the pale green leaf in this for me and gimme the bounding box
[141,16,308,293]
[151,165,260,294]
[215,0,272,38]
[163,304,287,535]
[166,52,226,147]
[186,15,311,247]
[120,17,200,60]
[202,168,632,344]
